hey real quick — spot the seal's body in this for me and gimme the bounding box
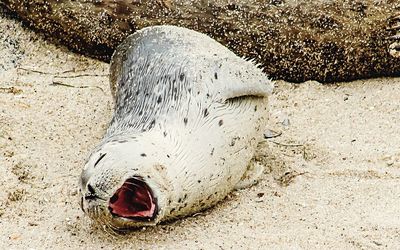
[80,26,272,230]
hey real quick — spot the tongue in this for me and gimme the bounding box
[109,178,156,219]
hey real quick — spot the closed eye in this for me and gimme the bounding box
[94,153,107,167]
[226,95,264,103]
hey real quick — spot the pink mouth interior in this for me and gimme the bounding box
[108,178,156,220]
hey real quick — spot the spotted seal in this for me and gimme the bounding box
[79,25,273,230]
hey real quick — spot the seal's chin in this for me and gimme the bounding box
[108,178,157,221]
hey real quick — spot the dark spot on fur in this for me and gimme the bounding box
[179,73,185,81]
[163,131,167,137]
[210,148,214,156]
[149,119,156,129]
[254,105,258,111]
[218,120,223,126]
[188,88,191,93]
[214,72,218,79]
[178,198,182,202]
[139,111,143,116]
[140,153,146,157]
[203,108,209,117]
[198,180,201,183]
[184,117,188,125]
[170,208,176,213]
[167,154,170,158]
[157,95,162,104]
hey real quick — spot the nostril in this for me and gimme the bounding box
[85,184,99,201]
[87,184,96,194]
[84,184,105,201]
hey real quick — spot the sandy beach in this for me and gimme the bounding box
[1,7,399,249]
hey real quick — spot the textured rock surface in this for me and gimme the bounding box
[389,12,400,58]
[1,0,399,82]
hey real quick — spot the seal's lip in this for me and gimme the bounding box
[108,177,157,221]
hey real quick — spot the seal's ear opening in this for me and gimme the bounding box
[108,178,156,220]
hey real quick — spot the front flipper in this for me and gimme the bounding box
[209,57,273,103]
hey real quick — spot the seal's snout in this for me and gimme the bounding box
[108,178,157,220]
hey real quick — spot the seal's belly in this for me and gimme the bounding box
[159,96,268,219]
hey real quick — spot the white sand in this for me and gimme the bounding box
[1,9,399,249]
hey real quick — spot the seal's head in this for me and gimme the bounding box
[79,136,171,230]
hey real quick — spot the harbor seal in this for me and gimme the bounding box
[79,25,273,230]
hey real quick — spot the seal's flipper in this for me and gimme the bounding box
[210,58,273,103]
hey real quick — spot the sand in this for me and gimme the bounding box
[1,8,399,249]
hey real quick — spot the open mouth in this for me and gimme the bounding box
[108,177,157,221]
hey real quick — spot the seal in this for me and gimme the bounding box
[79,25,273,230]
